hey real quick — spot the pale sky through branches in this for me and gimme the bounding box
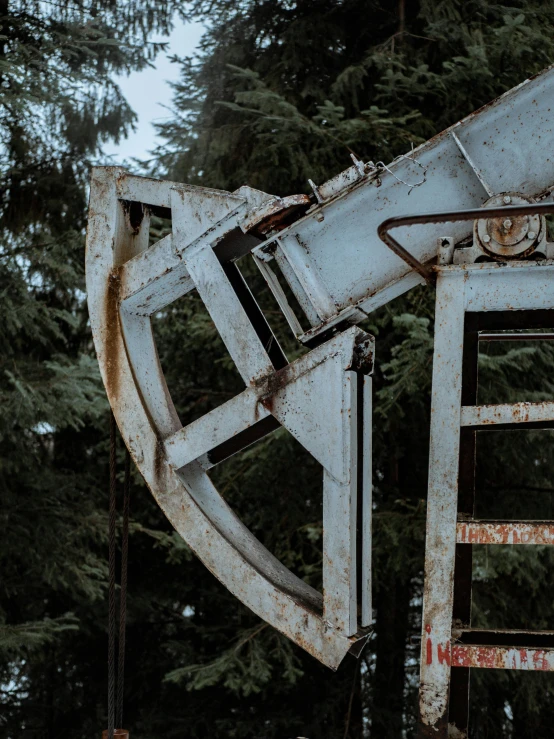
[104,17,204,164]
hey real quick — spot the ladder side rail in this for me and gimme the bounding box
[418,270,466,736]
[417,264,554,738]
[448,314,479,734]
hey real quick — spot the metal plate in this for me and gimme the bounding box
[251,65,554,341]
[86,168,374,669]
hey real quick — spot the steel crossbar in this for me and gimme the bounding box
[418,263,554,738]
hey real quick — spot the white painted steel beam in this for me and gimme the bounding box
[250,65,554,340]
[116,172,191,208]
[86,164,374,670]
[164,388,269,470]
[419,270,466,732]
[451,645,554,671]
[119,234,194,316]
[419,261,554,735]
[461,401,554,427]
[361,375,372,628]
[456,521,554,545]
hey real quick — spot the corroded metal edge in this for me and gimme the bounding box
[85,167,368,669]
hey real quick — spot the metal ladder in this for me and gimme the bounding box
[417,263,554,738]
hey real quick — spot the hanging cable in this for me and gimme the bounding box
[107,414,132,738]
[116,450,131,729]
[108,412,117,739]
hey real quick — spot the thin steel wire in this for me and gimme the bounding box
[116,450,131,729]
[108,412,117,739]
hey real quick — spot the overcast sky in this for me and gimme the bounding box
[103,17,205,165]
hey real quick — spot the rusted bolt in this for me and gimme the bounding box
[316,213,325,223]
[503,219,512,230]
[528,231,536,239]
[483,234,491,243]
[503,195,511,204]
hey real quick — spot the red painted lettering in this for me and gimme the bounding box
[479,528,491,544]
[437,642,451,666]
[533,650,548,671]
[536,528,546,545]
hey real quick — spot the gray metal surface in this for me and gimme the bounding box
[457,521,554,545]
[451,645,554,671]
[249,65,554,341]
[419,268,466,734]
[419,261,554,737]
[86,64,554,692]
[86,167,373,669]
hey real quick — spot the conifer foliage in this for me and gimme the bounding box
[4,0,554,738]
[0,0,176,734]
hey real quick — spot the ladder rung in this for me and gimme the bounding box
[427,629,554,671]
[460,401,554,428]
[456,520,554,545]
[452,644,554,671]
[479,332,554,342]
[453,628,554,649]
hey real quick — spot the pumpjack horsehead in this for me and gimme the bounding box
[87,65,554,736]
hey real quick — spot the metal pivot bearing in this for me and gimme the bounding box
[475,192,544,259]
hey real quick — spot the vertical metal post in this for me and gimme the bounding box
[448,314,478,735]
[418,270,466,737]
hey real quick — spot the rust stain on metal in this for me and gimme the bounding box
[259,361,302,413]
[243,194,311,237]
[451,645,554,671]
[153,437,166,483]
[457,521,554,545]
[348,333,374,374]
[103,266,123,402]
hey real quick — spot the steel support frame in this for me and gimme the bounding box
[249,65,554,344]
[86,167,374,669]
[418,261,554,737]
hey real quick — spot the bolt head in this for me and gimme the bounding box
[528,231,536,240]
[503,219,512,230]
[483,234,491,243]
[503,195,511,204]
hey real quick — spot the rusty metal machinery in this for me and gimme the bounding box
[87,170,374,669]
[86,63,554,730]
[380,202,554,737]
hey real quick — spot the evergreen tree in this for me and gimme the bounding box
[5,0,554,737]
[0,1,180,735]
[150,1,554,737]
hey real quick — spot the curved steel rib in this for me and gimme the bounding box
[86,167,373,669]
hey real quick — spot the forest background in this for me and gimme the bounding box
[3,0,554,737]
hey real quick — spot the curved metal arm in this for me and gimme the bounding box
[377,201,554,285]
